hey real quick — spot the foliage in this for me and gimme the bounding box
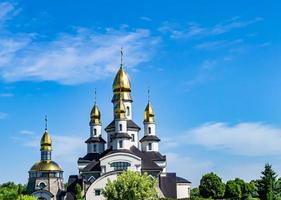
[74,183,83,200]
[258,164,277,200]
[199,172,225,199]
[103,170,157,200]
[225,180,242,200]
[17,195,37,200]
[191,187,200,198]
[0,182,28,200]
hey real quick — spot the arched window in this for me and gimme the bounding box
[126,106,130,116]
[119,140,123,148]
[148,127,151,134]
[110,162,131,171]
[93,144,97,152]
[119,124,122,131]
[148,143,152,151]
[94,128,97,136]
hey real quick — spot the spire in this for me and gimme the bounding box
[120,47,123,68]
[144,89,155,123]
[41,116,52,152]
[114,83,126,119]
[90,89,101,125]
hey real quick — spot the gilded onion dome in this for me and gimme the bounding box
[40,130,52,151]
[90,103,101,125]
[112,66,132,102]
[30,160,62,172]
[144,101,155,123]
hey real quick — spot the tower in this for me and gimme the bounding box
[27,117,64,200]
[86,93,106,154]
[140,97,160,152]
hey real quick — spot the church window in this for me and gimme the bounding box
[119,140,123,148]
[95,189,101,196]
[126,106,130,116]
[93,144,97,152]
[148,143,152,151]
[148,127,151,134]
[94,128,97,136]
[38,182,46,189]
[131,134,135,142]
[119,124,123,131]
[110,162,131,171]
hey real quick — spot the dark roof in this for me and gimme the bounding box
[85,136,106,143]
[66,175,83,194]
[159,173,177,198]
[81,160,101,172]
[112,132,132,139]
[142,151,166,161]
[140,135,160,142]
[176,176,191,183]
[105,120,141,131]
[78,153,100,162]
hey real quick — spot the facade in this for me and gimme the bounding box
[66,58,191,199]
[27,126,64,200]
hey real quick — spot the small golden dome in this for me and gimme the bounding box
[113,66,131,93]
[40,130,52,151]
[144,101,155,123]
[114,98,126,119]
[30,160,62,172]
[90,103,101,125]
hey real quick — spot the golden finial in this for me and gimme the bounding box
[144,89,155,123]
[45,115,48,130]
[41,116,52,151]
[120,47,123,67]
[90,89,101,125]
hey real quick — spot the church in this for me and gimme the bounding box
[27,52,191,200]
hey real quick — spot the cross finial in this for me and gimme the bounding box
[94,88,97,104]
[45,115,48,130]
[120,47,123,67]
[148,87,150,102]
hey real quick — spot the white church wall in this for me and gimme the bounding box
[176,183,191,199]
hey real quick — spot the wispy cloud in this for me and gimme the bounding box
[140,16,152,22]
[166,122,281,157]
[0,2,18,24]
[19,130,34,135]
[0,92,14,97]
[159,17,263,39]
[195,39,243,50]
[0,28,159,85]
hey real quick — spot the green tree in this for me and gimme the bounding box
[199,172,225,199]
[225,180,242,200]
[103,170,157,200]
[258,164,277,200]
[74,183,83,200]
[17,195,37,200]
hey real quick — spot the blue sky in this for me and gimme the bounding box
[1,0,281,186]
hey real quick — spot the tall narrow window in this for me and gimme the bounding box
[148,143,152,151]
[93,144,97,152]
[131,134,135,142]
[148,127,151,134]
[119,124,122,131]
[94,128,97,136]
[126,106,130,117]
[119,140,123,148]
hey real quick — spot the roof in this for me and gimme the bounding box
[105,120,141,131]
[78,153,100,162]
[140,135,160,142]
[142,151,166,161]
[66,175,83,194]
[85,136,106,143]
[176,176,191,184]
[81,160,101,172]
[112,132,132,139]
[159,173,177,199]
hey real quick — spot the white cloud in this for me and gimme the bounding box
[0,28,159,84]
[172,122,281,156]
[0,92,14,97]
[159,17,263,39]
[0,112,8,119]
[19,130,34,135]
[0,2,17,24]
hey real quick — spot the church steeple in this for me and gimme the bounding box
[41,116,52,160]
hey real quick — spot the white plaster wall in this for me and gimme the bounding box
[176,183,191,199]
[127,130,139,148]
[90,125,102,137]
[144,123,156,135]
[123,102,132,120]
[141,141,159,152]
[115,120,127,132]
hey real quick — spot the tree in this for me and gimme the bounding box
[199,172,225,199]
[74,183,83,200]
[225,180,242,200]
[103,170,158,200]
[17,195,37,200]
[258,163,277,200]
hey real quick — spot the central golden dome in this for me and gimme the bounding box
[30,160,62,172]
[40,130,52,151]
[113,66,131,92]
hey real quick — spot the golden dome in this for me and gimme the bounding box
[114,98,126,119]
[30,160,62,172]
[40,130,52,151]
[144,101,155,123]
[90,103,101,125]
[113,66,131,92]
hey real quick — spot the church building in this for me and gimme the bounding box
[66,53,191,199]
